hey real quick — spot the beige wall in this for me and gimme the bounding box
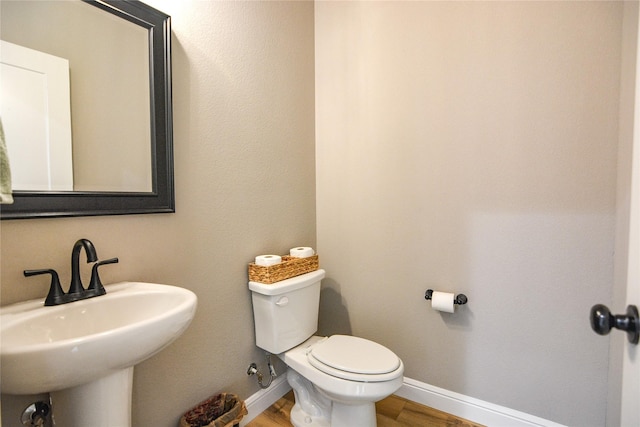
[0,1,315,426]
[315,2,622,426]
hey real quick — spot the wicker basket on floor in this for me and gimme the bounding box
[248,255,319,284]
[179,393,247,427]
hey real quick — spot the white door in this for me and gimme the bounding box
[595,4,640,425]
[619,3,640,423]
[620,40,640,426]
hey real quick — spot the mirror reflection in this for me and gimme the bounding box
[1,0,152,193]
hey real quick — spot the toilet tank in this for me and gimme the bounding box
[249,269,325,354]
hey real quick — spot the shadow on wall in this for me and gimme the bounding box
[318,279,352,336]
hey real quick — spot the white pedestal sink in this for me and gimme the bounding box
[0,282,197,426]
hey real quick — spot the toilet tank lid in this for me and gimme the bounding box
[249,269,326,295]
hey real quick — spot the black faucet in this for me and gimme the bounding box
[24,238,118,306]
[68,238,98,297]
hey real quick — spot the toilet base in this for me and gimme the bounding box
[288,369,331,426]
[290,403,330,427]
[330,401,376,427]
[287,369,378,427]
[290,402,375,427]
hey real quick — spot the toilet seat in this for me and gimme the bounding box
[307,335,402,382]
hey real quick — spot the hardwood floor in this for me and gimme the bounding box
[246,391,484,427]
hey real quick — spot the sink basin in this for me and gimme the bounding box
[0,282,197,426]
[1,281,197,394]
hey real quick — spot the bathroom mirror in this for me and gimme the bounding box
[0,0,174,219]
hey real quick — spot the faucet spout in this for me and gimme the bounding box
[69,239,98,295]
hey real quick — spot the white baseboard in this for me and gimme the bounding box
[396,377,566,427]
[239,373,291,427]
[240,373,566,427]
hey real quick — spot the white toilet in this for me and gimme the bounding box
[249,269,404,427]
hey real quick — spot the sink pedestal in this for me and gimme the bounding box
[50,368,133,427]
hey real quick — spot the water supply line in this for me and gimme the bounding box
[247,352,277,389]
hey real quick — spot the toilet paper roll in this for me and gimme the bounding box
[431,291,455,313]
[255,254,282,266]
[289,247,315,258]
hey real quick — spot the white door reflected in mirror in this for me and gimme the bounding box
[1,40,73,191]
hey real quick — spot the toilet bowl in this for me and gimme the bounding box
[281,335,404,427]
[249,269,404,427]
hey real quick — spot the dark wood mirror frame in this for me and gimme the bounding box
[1,0,174,220]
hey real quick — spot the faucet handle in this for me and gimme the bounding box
[24,269,65,306]
[88,257,119,295]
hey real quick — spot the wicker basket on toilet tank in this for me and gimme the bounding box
[248,255,319,284]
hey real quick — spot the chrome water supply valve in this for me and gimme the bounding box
[247,352,277,389]
[21,401,51,426]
